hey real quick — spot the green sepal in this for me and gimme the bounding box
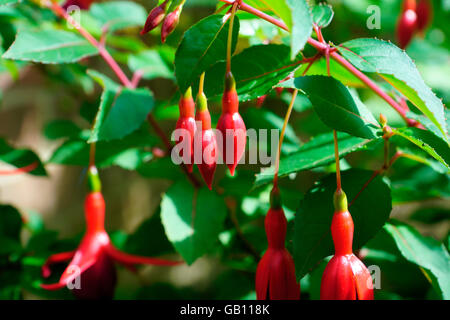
[196,92,208,112]
[333,189,348,212]
[224,71,236,92]
[88,166,102,192]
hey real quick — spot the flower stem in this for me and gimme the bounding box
[226,2,239,73]
[273,89,298,187]
[333,130,342,191]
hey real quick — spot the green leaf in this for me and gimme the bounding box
[293,169,392,278]
[89,1,147,32]
[3,29,98,64]
[0,205,22,241]
[89,85,155,142]
[286,0,312,60]
[128,50,174,80]
[393,127,450,170]
[174,14,239,92]
[161,181,227,265]
[285,75,380,139]
[204,44,300,101]
[246,0,292,29]
[384,221,450,299]
[0,138,46,176]
[311,4,334,28]
[44,120,83,140]
[49,129,156,170]
[339,38,448,140]
[254,132,380,187]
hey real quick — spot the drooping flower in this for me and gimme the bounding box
[255,187,300,300]
[320,190,374,300]
[62,0,95,11]
[41,166,180,299]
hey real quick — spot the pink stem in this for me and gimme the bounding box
[49,1,133,88]
[0,161,38,175]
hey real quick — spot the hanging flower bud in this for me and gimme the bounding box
[216,72,246,176]
[41,166,180,299]
[62,0,94,10]
[255,187,300,300]
[416,0,432,32]
[195,91,217,190]
[175,87,197,173]
[396,0,418,48]
[320,190,374,300]
[141,0,170,35]
[161,3,183,43]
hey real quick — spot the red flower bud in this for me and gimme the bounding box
[175,88,197,173]
[141,0,169,35]
[320,190,374,300]
[195,92,217,190]
[161,4,182,43]
[416,0,432,32]
[275,87,284,97]
[217,72,246,176]
[62,0,94,10]
[255,188,300,300]
[396,8,417,49]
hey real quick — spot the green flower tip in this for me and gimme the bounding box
[196,92,208,111]
[224,71,236,92]
[270,186,282,210]
[333,189,348,212]
[88,166,102,192]
[183,87,193,100]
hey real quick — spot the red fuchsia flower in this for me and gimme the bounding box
[216,72,247,176]
[396,0,418,48]
[416,0,432,32]
[195,90,217,190]
[161,2,184,43]
[141,0,170,35]
[255,187,300,300]
[175,87,197,173]
[62,0,95,10]
[320,190,374,300]
[41,166,180,299]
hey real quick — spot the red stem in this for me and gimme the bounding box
[0,161,39,175]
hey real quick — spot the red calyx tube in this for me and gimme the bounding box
[141,0,169,35]
[320,190,374,300]
[216,72,247,176]
[175,87,197,173]
[195,91,217,190]
[255,187,300,300]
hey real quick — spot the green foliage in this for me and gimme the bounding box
[0,0,448,301]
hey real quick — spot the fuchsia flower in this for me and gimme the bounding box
[255,187,300,300]
[41,166,181,299]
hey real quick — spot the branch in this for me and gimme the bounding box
[220,0,420,127]
[47,1,201,188]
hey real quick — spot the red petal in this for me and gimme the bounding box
[320,255,356,300]
[349,254,374,300]
[255,251,271,300]
[105,244,182,266]
[41,251,75,278]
